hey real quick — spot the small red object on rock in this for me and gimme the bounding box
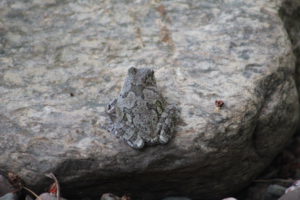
[215,100,224,108]
[49,183,58,194]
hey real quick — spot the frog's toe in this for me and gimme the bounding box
[127,135,145,149]
[159,130,170,144]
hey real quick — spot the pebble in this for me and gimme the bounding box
[264,184,286,200]
[100,193,121,200]
[0,193,17,200]
[279,187,300,200]
[35,193,67,200]
[161,197,191,200]
[285,180,300,193]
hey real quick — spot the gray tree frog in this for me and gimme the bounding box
[106,67,177,149]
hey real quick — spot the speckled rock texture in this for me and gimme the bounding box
[280,0,300,111]
[0,0,298,199]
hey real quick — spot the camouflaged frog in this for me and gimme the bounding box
[106,67,177,149]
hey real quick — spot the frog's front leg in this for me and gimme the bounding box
[106,98,117,120]
[156,105,177,144]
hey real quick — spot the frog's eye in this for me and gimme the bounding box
[128,67,137,75]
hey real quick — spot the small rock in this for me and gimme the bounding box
[161,197,191,200]
[35,193,67,200]
[100,193,121,200]
[0,193,17,200]
[120,195,131,200]
[25,195,33,200]
[36,193,56,200]
[100,193,132,200]
[285,180,300,193]
[264,184,286,200]
[279,187,300,200]
[268,184,286,196]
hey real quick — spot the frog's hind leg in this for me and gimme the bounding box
[157,105,177,144]
[122,128,145,149]
[126,134,145,150]
[110,123,144,149]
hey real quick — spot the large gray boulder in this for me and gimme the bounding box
[280,0,300,109]
[0,0,298,199]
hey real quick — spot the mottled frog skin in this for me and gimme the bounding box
[106,67,177,149]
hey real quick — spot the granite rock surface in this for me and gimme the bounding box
[0,0,299,199]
